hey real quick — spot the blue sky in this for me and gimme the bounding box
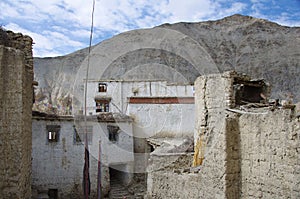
[1,0,299,57]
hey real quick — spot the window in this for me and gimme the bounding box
[234,79,267,105]
[98,83,107,92]
[107,125,119,142]
[74,125,93,144]
[46,125,60,142]
[48,131,58,141]
[96,100,109,112]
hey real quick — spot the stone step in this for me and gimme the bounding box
[110,187,128,192]
[109,193,132,199]
[109,181,133,199]
[111,190,129,194]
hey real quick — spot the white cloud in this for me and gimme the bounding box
[162,0,216,22]
[4,22,85,57]
[1,1,48,23]
[0,2,20,20]
[215,2,247,18]
[248,0,277,20]
[272,13,300,27]
[1,0,299,57]
[71,29,93,39]
[4,23,52,56]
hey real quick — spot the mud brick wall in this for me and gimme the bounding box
[0,29,33,198]
[147,72,235,198]
[239,109,300,198]
[147,72,299,198]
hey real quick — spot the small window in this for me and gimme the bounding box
[74,125,93,144]
[234,84,265,105]
[46,125,60,142]
[96,101,109,112]
[98,83,107,92]
[107,125,119,142]
[48,131,58,142]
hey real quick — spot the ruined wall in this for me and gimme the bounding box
[147,72,234,198]
[192,72,234,197]
[0,29,33,198]
[146,153,197,198]
[147,71,299,198]
[239,109,300,198]
[194,72,299,198]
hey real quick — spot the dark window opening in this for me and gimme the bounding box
[74,125,93,144]
[234,80,267,105]
[46,125,60,142]
[48,189,58,199]
[96,101,109,112]
[241,85,263,102]
[98,83,107,92]
[107,125,119,142]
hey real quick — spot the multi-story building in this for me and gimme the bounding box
[85,79,195,173]
[32,111,134,198]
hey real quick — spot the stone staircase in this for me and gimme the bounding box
[109,178,133,199]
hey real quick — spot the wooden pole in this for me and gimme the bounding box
[83,0,95,198]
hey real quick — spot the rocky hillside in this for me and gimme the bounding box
[33,14,300,114]
[159,14,300,101]
[33,47,90,114]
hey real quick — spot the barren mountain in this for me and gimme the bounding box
[33,14,300,114]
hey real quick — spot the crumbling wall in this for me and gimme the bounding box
[0,29,33,198]
[147,71,299,199]
[146,153,198,198]
[239,109,300,198]
[147,72,236,198]
[192,72,234,197]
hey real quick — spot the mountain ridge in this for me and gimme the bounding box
[33,14,300,114]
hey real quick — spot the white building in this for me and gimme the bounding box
[85,80,195,173]
[32,112,134,198]
[31,79,195,198]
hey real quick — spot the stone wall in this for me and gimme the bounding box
[0,29,33,198]
[147,71,299,198]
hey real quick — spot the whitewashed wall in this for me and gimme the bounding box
[86,80,194,114]
[85,80,195,173]
[32,117,134,198]
[127,103,194,138]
